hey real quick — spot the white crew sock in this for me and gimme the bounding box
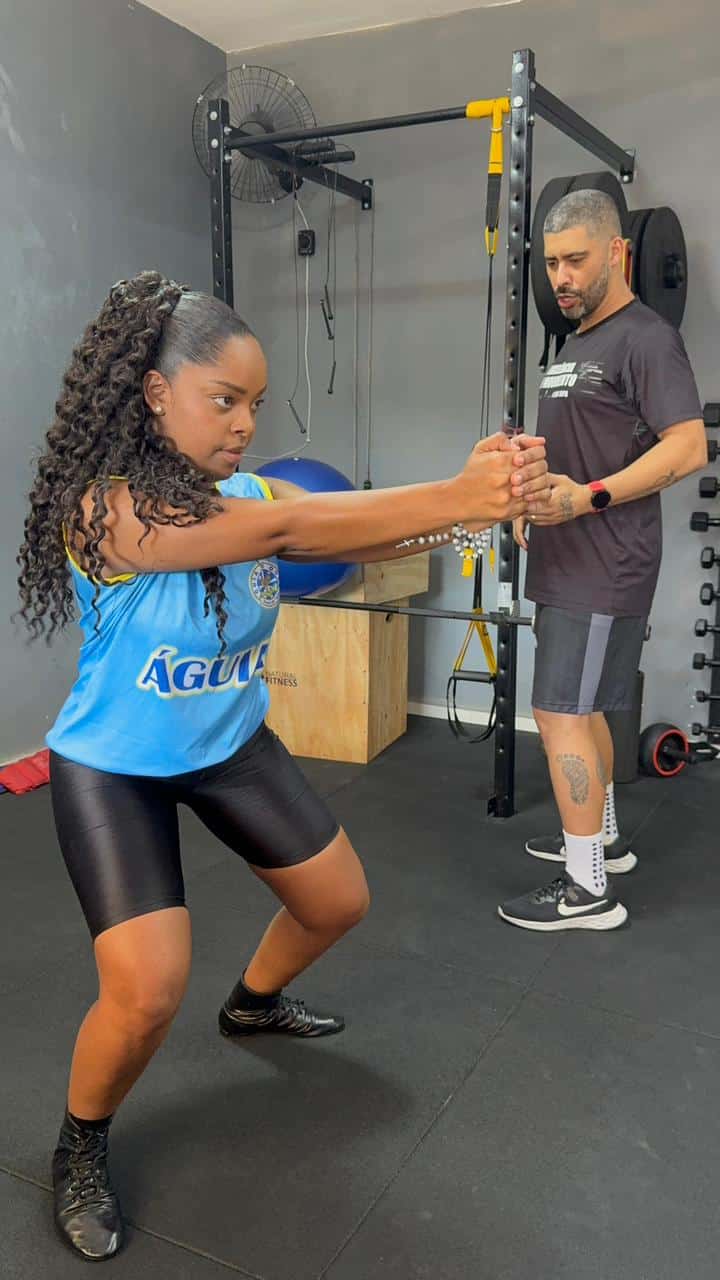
[602,781,619,845]
[563,830,607,896]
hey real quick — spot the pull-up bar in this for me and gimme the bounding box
[225,99,509,152]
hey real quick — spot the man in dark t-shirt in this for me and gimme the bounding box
[498,188,706,933]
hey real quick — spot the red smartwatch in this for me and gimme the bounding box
[588,481,611,512]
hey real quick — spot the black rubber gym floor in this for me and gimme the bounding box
[1,716,718,1279]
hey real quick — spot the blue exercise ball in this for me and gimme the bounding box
[256,457,357,599]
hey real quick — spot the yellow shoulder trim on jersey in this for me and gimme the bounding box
[63,477,136,586]
[215,474,274,500]
[63,527,136,586]
[248,473,275,501]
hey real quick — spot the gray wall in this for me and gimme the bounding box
[1,0,224,759]
[228,0,719,735]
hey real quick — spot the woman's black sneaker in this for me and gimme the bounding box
[52,1109,123,1261]
[219,992,344,1038]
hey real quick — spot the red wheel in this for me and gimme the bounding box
[638,723,688,777]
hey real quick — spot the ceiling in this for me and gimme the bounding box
[140,0,523,53]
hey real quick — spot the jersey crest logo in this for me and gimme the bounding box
[249,560,280,609]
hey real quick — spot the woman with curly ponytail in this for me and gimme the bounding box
[20,270,548,1262]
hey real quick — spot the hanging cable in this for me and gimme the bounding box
[287,188,302,423]
[322,169,338,395]
[246,180,313,464]
[480,253,497,572]
[479,258,494,439]
[352,203,360,487]
[364,195,376,489]
[292,191,313,442]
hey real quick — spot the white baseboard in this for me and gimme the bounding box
[408,700,538,734]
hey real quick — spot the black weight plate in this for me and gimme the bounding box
[568,171,630,236]
[635,206,687,329]
[530,175,575,337]
[626,208,652,295]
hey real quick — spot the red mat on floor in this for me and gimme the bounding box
[0,748,50,794]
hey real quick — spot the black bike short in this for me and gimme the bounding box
[50,723,340,941]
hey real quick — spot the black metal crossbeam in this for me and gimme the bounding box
[231,125,372,206]
[225,105,470,152]
[534,82,635,180]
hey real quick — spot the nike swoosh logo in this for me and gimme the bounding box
[557,897,608,917]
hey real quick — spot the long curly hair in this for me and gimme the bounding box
[17,271,255,654]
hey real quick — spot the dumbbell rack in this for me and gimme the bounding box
[690,403,720,742]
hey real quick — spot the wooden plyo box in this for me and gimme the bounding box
[264,554,430,763]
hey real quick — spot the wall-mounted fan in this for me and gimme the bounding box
[193,64,319,204]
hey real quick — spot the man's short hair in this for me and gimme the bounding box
[544,189,623,239]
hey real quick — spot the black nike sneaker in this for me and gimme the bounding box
[498,873,628,932]
[525,832,637,874]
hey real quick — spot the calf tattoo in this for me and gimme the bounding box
[596,755,609,788]
[556,752,590,805]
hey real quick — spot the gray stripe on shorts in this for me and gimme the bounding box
[577,613,613,710]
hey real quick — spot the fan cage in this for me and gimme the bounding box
[193,64,319,204]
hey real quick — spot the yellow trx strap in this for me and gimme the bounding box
[452,610,498,680]
[465,97,511,257]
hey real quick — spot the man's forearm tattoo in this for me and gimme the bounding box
[560,491,574,521]
[556,753,590,805]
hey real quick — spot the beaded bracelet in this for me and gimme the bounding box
[451,523,491,558]
[395,530,452,550]
[395,523,491,561]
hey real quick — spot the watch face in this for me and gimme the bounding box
[591,487,611,510]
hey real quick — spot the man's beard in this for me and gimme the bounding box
[556,264,610,323]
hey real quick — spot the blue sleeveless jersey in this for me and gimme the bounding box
[47,472,280,776]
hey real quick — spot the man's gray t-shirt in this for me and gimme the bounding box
[524,299,702,617]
